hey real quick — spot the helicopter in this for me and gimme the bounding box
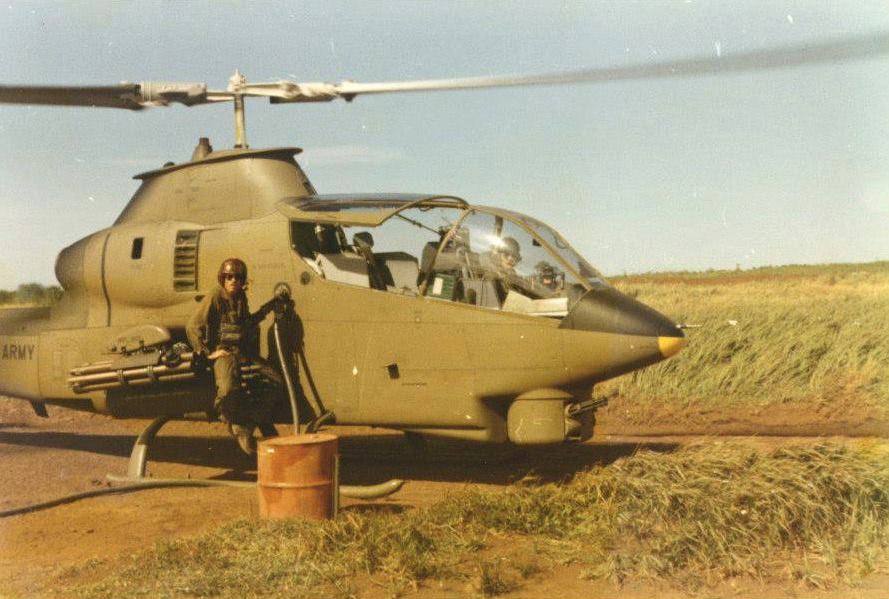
[1,32,886,465]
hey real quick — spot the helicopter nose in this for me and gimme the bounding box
[658,332,685,358]
[560,286,685,359]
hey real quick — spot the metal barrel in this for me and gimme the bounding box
[257,433,338,520]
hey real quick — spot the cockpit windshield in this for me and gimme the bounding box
[290,200,607,319]
[497,208,609,288]
[420,209,601,317]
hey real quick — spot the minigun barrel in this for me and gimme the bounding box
[68,361,194,387]
[67,351,264,394]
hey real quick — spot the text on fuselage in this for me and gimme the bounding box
[1,344,35,360]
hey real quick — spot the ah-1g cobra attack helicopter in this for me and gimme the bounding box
[1,32,886,463]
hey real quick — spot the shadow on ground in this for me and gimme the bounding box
[0,427,677,487]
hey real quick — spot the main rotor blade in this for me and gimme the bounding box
[2,31,886,110]
[268,31,889,103]
[0,83,145,109]
[0,82,228,109]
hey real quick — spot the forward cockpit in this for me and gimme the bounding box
[283,194,608,319]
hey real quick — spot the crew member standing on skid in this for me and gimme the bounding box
[186,258,280,455]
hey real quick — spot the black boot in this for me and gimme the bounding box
[230,424,257,456]
[257,422,279,438]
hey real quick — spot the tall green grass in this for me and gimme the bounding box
[606,264,889,414]
[611,260,889,281]
[66,442,889,598]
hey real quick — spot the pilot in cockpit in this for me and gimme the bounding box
[533,261,562,293]
[491,236,522,275]
[481,236,527,302]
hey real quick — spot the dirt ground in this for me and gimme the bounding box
[1,397,887,599]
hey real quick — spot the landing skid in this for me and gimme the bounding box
[108,415,404,500]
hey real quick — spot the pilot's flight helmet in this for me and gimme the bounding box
[218,258,248,286]
[499,237,521,261]
[536,261,556,277]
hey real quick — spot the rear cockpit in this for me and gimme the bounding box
[283,194,609,318]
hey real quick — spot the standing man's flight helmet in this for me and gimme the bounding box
[218,258,248,287]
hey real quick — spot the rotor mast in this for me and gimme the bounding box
[229,70,248,148]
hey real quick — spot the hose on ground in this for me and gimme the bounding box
[0,478,250,518]
[0,476,404,518]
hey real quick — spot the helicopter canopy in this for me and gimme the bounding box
[288,195,604,318]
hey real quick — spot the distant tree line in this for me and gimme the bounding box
[0,283,63,306]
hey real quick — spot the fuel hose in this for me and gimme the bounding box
[0,477,404,519]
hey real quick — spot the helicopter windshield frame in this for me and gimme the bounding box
[278,193,468,227]
[417,205,600,297]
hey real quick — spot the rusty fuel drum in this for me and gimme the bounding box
[257,433,338,520]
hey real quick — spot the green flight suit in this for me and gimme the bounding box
[186,286,282,431]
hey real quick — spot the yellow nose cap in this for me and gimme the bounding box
[658,336,686,358]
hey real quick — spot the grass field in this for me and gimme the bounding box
[604,261,889,417]
[64,441,889,598]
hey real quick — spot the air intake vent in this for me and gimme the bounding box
[173,230,200,291]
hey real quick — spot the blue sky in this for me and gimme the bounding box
[1,1,887,287]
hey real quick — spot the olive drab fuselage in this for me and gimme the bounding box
[0,142,684,444]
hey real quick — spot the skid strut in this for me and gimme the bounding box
[126,414,177,479]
